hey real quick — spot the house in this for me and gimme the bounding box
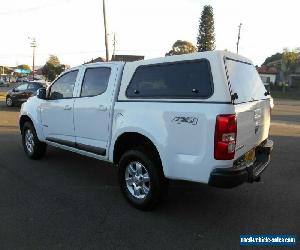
[263,52,300,86]
[84,57,106,64]
[111,55,144,62]
[257,66,278,85]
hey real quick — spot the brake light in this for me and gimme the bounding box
[214,114,237,160]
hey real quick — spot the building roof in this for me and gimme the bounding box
[257,65,278,74]
[111,55,144,62]
[85,57,105,64]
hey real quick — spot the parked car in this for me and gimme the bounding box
[0,79,8,87]
[19,51,273,210]
[16,77,29,83]
[6,82,44,107]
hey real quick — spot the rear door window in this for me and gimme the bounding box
[28,83,42,90]
[16,83,28,91]
[126,60,213,99]
[80,67,111,97]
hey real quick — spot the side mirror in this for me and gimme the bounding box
[37,88,47,99]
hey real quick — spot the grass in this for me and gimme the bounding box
[271,91,300,100]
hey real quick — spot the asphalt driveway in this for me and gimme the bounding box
[0,99,299,249]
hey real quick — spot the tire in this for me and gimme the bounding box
[6,96,13,107]
[22,121,47,160]
[118,148,168,210]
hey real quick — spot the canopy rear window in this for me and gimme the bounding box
[225,58,267,103]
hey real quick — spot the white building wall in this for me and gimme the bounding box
[259,73,276,85]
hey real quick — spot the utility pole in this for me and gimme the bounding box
[29,37,37,79]
[102,0,109,61]
[112,33,116,61]
[236,23,242,54]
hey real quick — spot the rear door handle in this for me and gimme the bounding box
[98,105,107,111]
[64,105,72,110]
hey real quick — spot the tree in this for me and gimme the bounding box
[282,48,299,85]
[262,52,282,66]
[17,64,31,71]
[197,5,216,52]
[47,55,61,67]
[165,40,197,56]
[42,55,64,81]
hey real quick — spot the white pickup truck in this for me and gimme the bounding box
[19,51,273,210]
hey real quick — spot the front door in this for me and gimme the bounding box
[40,70,79,146]
[73,65,118,156]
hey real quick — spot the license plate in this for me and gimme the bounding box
[245,148,256,162]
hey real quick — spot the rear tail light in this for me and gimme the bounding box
[214,114,237,160]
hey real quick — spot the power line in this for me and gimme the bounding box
[0,0,72,15]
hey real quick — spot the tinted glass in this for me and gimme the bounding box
[126,60,213,98]
[16,83,28,91]
[81,67,111,97]
[226,58,266,103]
[28,83,42,90]
[49,70,78,99]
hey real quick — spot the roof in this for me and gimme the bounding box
[85,57,105,64]
[124,50,253,68]
[257,66,278,74]
[111,55,144,62]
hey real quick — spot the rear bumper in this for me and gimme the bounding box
[209,139,273,188]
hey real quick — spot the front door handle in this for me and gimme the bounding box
[98,105,107,111]
[64,105,72,110]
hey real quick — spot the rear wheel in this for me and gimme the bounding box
[6,96,13,107]
[118,149,167,210]
[22,121,47,159]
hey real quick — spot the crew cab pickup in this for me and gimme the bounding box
[19,51,273,210]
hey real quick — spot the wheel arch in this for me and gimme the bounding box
[112,132,165,175]
[19,114,44,141]
[19,115,33,132]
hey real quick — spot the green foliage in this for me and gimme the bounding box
[282,49,298,69]
[165,40,197,56]
[282,49,299,83]
[262,53,282,65]
[17,64,31,71]
[197,5,216,52]
[47,55,61,67]
[42,55,64,81]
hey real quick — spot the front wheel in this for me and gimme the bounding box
[22,121,47,159]
[118,149,167,210]
[6,96,13,107]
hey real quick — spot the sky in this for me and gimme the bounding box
[0,0,299,68]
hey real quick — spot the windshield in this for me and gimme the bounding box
[225,58,267,103]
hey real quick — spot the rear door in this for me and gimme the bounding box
[225,57,271,159]
[73,64,119,156]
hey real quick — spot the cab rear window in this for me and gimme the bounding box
[126,59,213,99]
